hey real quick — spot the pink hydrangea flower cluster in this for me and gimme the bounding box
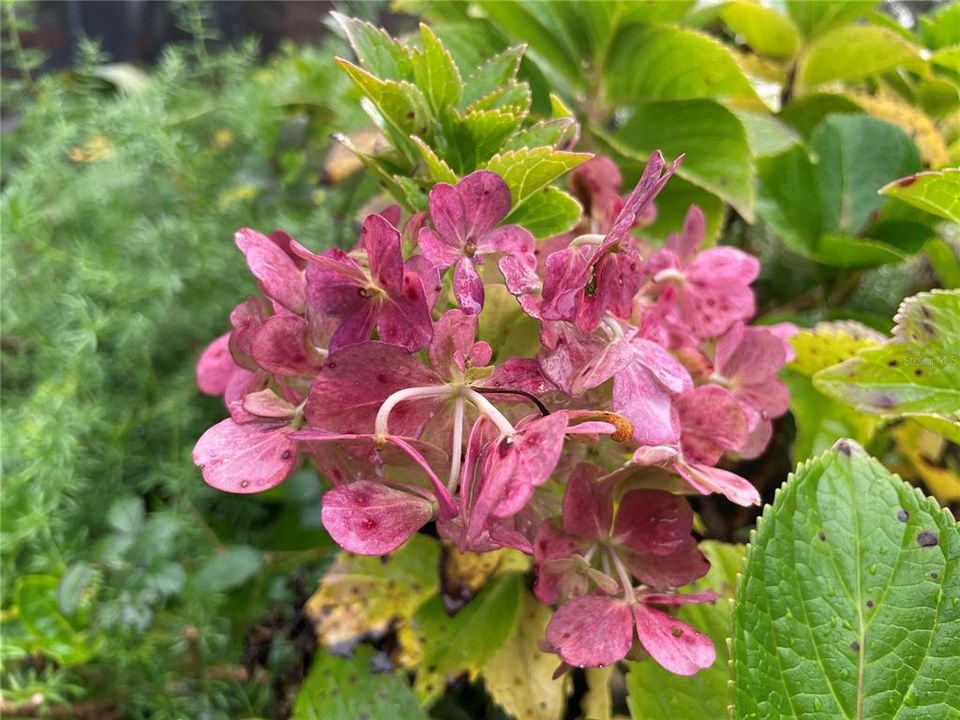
[193,152,793,675]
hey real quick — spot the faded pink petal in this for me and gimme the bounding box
[540,247,591,322]
[321,481,433,555]
[767,322,800,363]
[632,603,716,676]
[305,342,442,436]
[449,171,512,240]
[665,205,705,263]
[676,386,747,465]
[477,224,535,260]
[193,418,296,493]
[677,463,760,507]
[484,358,554,396]
[562,464,612,540]
[235,228,305,313]
[546,595,634,668]
[405,254,443,308]
[533,521,588,604]
[739,419,773,459]
[453,257,484,315]
[612,360,681,446]
[363,213,404,294]
[197,333,237,396]
[716,324,787,384]
[242,389,296,419]
[612,490,694,556]
[429,309,480,379]
[605,151,682,247]
[416,226,462,268]
[378,269,433,350]
[251,315,323,377]
[499,254,543,318]
[621,536,709,588]
[569,156,622,230]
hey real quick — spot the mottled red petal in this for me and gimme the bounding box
[546,596,634,667]
[235,228,305,313]
[197,332,237,396]
[321,481,433,555]
[632,603,716,676]
[193,418,296,494]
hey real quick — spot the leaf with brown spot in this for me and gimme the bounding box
[482,590,569,720]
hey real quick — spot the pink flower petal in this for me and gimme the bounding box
[562,464,613,540]
[452,170,513,238]
[196,333,237,396]
[676,385,748,465]
[321,481,433,555]
[546,595,634,668]
[429,309,480,379]
[193,418,296,493]
[404,254,443,308]
[242,389,296,419]
[363,213,404,295]
[304,342,442,436]
[533,521,588,604]
[568,156,623,229]
[676,462,761,507]
[716,324,787,384]
[416,226,462,268]
[612,489,695,556]
[666,205,705,263]
[483,358,554,396]
[478,224,535,259]
[612,361,681,446]
[622,537,710,588]
[632,603,716,676]
[540,247,591,322]
[250,315,323,377]
[605,152,682,247]
[453,256,484,315]
[379,270,433,351]
[235,228,305,313]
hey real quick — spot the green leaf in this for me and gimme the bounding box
[292,646,428,720]
[925,239,960,289]
[477,284,543,361]
[756,145,822,254]
[786,0,873,39]
[797,26,925,91]
[483,147,591,210]
[609,99,754,220]
[107,496,144,534]
[717,2,800,58]
[16,575,95,666]
[604,24,759,104]
[467,82,532,115]
[735,110,803,157]
[880,169,960,223]
[812,115,921,236]
[331,12,413,80]
[461,109,526,163]
[412,24,463,114]
[306,535,440,646]
[920,2,960,51]
[412,571,523,678]
[639,175,725,243]
[192,545,262,593]
[815,234,906,268]
[483,590,568,720]
[814,290,960,422]
[57,562,99,616]
[504,186,582,239]
[504,118,577,151]
[778,93,861,139]
[626,541,743,720]
[732,440,960,720]
[461,46,525,108]
[411,136,458,184]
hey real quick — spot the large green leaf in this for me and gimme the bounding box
[732,441,960,720]
[292,646,428,720]
[756,145,822,254]
[609,99,754,220]
[716,2,800,58]
[786,0,873,39]
[626,541,743,720]
[797,25,925,91]
[880,169,960,223]
[815,290,960,423]
[411,571,523,677]
[411,24,463,114]
[483,147,591,210]
[604,24,759,105]
[505,186,582,239]
[812,115,921,236]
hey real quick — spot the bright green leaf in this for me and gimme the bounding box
[461,45,525,108]
[814,289,960,422]
[412,24,463,114]
[292,646,428,720]
[925,239,960,289]
[736,110,803,157]
[504,186,582,239]
[608,99,754,220]
[331,12,413,80]
[756,145,822,255]
[778,93,861,139]
[786,0,873,39]
[920,2,960,51]
[880,168,960,223]
[627,541,743,720]
[483,147,591,210]
[718,2,800,58]
[504,118,577,151]
[411,136,458,184]
[732,440,960,720]
[797,26,924,91]
[604,24,759,104]
[16,575,95,666]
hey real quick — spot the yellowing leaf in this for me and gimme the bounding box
[893,421,960,504]
[483,590,568,720]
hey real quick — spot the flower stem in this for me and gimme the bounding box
[608,547,636,603]
[375,385,453,439]
[447,395,465,493]
[463,387,515,436]
[473,386,550,416]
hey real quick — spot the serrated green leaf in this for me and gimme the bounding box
[462,108,526,160]
[717,2,801,58]
[814,290,960,422]
[393,175,431,212]
[604,24,759,104]
[331,12,413,80]
[412,571,523,678]
[461,46,525,108]
[412,24,463,114]
[306,535,440,646]
[504,186,582,239]
[411,136,458,184]
[797,26,925,91]
[609,98,754,221]
[483,147,591,210]
[626,541,743,720]
[812,115,921,237]
[786,0,873,39]
[483,590,567,720]
[192,545,262,593]
[467,82,531,115]
[732,440,960,720]
[504,118,576,151]
[292,646,427,720]
[880,169,960,223]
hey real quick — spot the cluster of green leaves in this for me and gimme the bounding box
[332,13,591,238]
[0,10,379,716]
